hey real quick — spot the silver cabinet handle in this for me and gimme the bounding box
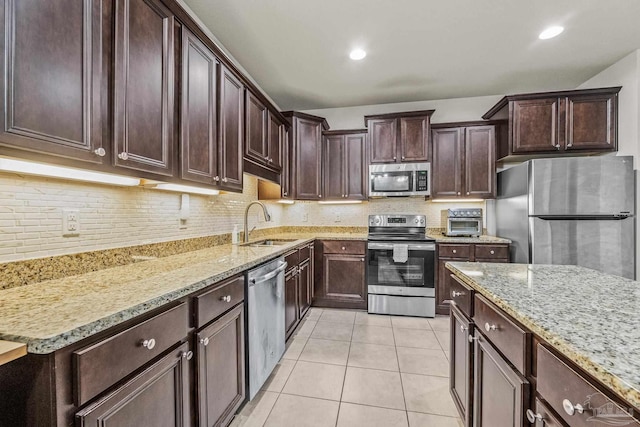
[118,152,129,160]
[220,295,231,302]
[393,156,397,161]
[466,192,470,195]
[319,194,322,198]
[213,176,220,182]
[200,337,210,346]
[468,335,479,343]
[181,350,193,360]
[452,290,463,298]
[401,156,405,160]
[264,156,269,160]
[457,192,461,195]
[222,177,228,183]
[342,246,346,250]
[452,249,457,254]
[555,143,561,149]
[460,325,468,332]
[484,323,497,332]
[526,409,544,424]
[490,250,495,255]
[562,399,584,416]
[361,258,365,262]
[94,147,106,157]
[283,191,288,196]
[141,338,156,350]
[268,158,273,163]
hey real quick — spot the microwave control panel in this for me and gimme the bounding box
[416,171,428,191]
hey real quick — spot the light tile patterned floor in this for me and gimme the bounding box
[231,309,463,427]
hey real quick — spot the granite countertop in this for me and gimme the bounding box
[427,232,511,244]
[446,262,640,411]
[0,232,366,354]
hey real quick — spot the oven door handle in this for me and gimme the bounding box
[368,242,435,251]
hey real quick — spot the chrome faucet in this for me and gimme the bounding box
[244,201,271,242]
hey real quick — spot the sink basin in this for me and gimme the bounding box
[241,238,297,247]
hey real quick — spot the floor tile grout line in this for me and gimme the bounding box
[391,325,409,413]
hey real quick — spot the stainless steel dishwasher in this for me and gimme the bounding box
[246,257,287,400]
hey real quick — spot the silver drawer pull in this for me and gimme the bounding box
[342,246,346,250]
[141,338,156,350]
[117,152,129,160]
[214,176,220,182]
[562,399,584,416]
[181,351,193,360]
[468,335,479,343]
[452,249,457,253]
[451,290,464,298]
[460,325,468,332]
[526,409,544,423]
[200,337,210,346]
[222,177,228,183]
[484,322,497,332]
[490,250,495,255]
[220,295,232,302]
[94,147,106,157]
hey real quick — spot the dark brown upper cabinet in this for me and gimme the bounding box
[0,0,104,163]
[432,122,496,199]
[323,130,367,200]
[283,111,329,200]
[114,0,175,176]
[180,27,219,185]
[365,110,434,164]
[267,111,283,171]
[219,66,244,191]
[244,89,284,179]
[483,87,620,161]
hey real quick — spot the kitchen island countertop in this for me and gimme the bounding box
[446,261,640,412]
[0,232,365,354]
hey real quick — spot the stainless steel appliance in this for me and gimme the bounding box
[369,162,430,197]
[367,214,436,317]
[445,208,483,237]
[495,156,635,279]
[246,257,287,400]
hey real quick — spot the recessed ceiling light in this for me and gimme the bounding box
[539,26,564,40]
[349,48,366,61]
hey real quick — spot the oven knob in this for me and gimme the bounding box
[420,218,424,224]
[414,218,419,224]
[375,218,381,225]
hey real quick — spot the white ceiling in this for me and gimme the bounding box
[183,0,640,110]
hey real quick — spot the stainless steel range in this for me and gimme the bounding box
[367,214,436,317]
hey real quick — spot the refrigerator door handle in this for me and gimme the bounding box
[536,215,633,221]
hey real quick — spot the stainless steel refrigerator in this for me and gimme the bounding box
[495,156,636,279]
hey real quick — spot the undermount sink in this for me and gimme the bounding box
[241,238,297,247]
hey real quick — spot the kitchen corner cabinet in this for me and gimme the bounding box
[482,87,621,160]
[283,111,329,200]
[313,240,367,310]
[284,243,314,339]
[436,243,509,315]
[365,110,434,164]
[431,123,496,199]
[114,0,175,176]
[323,130,367,200]
[0,0,105,164]
[218,66,244,191]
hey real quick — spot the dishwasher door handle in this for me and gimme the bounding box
[249,261,288,286]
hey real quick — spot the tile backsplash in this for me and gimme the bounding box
[0,171,484,264]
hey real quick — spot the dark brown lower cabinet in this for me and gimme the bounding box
[76,342,191,426]
[284,269,299,338]
[196,304,245,427]
[450,305,474,427]
[313,240,366,310]
[473,332,529,427]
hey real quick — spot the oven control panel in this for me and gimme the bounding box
[369,215,426,227]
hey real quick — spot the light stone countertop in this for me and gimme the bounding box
[446,262,640,412]
[0,232,366,354]
[427,232,511,244]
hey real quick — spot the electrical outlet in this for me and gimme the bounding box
[302,213,308,222]
[335,213,341,222]
[62,209,80,237]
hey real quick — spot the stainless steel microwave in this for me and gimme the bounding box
[369,163,430,197]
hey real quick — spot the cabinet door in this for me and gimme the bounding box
[285,270,299,339]
[437,256,468,315]
[511,98,559,154]
[76,343,190,427]
[294,118,323,200]
[281,127,291,198]
[0,0,104,163]
[344,133,367,200]
[267,112,283,170]
[400,116,430,162]
[180,28,218,185]
[196,304,245,427]
[114,0,174,176]
[320,254,366,309]
[451,306,474,427]
[432,128,463,198]
[562,93,617,151]
[298,261,312,319]
[323,135,344,199]
[369,118,397,163]
[219,66,244,191]
[464,126,495,198]
[473,333,529,427]
[245,90,268,164]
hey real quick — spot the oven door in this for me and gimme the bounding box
[447,218,482,236]
[367,242,435,297]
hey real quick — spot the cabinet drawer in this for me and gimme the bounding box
[473,294,529,374]
[474,244,509,260]
[73,302,189,406]
[299,244,311,263]
[438,244,470,259]
[285,250,299,271]
[323,240,366,255]
[537,344,640,427]
[194,274,245,328]
[449,274,473,318]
